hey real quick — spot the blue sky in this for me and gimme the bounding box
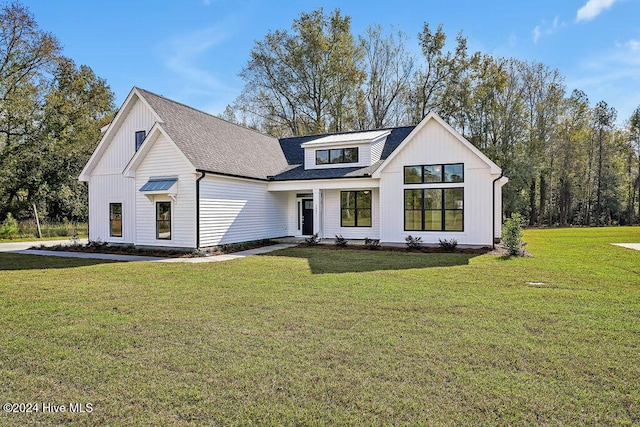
[22,0,640,123]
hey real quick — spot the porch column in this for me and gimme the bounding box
[313,187,321,237]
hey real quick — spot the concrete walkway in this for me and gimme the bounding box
[612,243,640,251]
[0,238,89,252]
[0,239,297,263]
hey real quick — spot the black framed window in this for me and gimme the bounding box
[404,188,463,231]
[341,190,372,227]
[316,148,359,165]
[404,163,464,184]
[109,203,122,237]
[156,201,171,240]
[135,131,146,151]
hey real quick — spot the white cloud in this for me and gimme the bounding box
[532,26,541,43]
[156,23,241,113]
[576,0,619,22]
[532,16,565,43]
[159,25,233,92]
[566,40,640,121]
[627,39,640,51]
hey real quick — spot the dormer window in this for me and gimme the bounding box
[316,147,359,165]
[135,131,146,151]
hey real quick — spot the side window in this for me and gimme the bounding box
[109,203,122,237]
[156,201,171,240]
[135,131,146,151]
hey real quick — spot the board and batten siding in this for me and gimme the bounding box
[323,188,380,239]
[93,98,156,175]
[199,175,288,247]
[134,134,197,248]
[88,97,157,244]
[379,119,499,246]
[88,175,136,243]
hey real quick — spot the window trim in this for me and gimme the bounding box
[156,201,172,240]
[403,163,464,184]
[340,190,372,228]
[316,147,359,165]
[109,202,122,238]
[403,188,464,232]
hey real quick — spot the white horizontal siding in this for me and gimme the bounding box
[370,137,385,164]
[94,98,155,174]
[199,175,288,247]
[135,135,196,248]
[304,143,371,170]
[379,119,497,246]
[323,188,380,239]
[88,175,136,243]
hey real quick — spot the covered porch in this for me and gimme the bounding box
[267,178,381,240]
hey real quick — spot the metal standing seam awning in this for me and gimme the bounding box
[139,178,178,201]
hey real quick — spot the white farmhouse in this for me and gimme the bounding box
[79,87,508,249]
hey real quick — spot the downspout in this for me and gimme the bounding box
[196,171,206,249]
[492,170,504,250]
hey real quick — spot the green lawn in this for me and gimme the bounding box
[0,227,639,425]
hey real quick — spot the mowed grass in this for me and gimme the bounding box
[0,227,639,425]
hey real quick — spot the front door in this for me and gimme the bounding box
[302,199,314,235]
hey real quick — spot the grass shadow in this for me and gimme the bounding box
[0,253,119,271]
[260,247,481,274]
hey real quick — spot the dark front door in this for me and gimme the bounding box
[302,199,314,235]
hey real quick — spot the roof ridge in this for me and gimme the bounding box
[134,87,278,141]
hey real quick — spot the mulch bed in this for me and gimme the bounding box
[31,240,279,258]
[296,243,492,255]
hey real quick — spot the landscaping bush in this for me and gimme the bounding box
[364,237,380,250]
[438,238,458,252]
[502,213,527,256]
[305,233,320,245]
[405,235,422,249]
[334,234,347,247]
[0,213,19,239]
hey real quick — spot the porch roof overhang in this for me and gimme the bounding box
[139,177,178,202]
[266,176,379,192]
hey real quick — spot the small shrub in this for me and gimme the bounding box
[305,233,320,245]
[438,238,458,252]
[334,234,347,247]
[364,237,380,250]
[405,234,422,249]
[88,239,107,249]
[502,213,527,256]
[0,213,19,238]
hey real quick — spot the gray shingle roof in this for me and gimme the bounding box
[136,88,415,181]
[137,88,289,180]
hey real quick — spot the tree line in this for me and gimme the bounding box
[0,3,115,223]
[228,8,640,227]
[1,5,638,227]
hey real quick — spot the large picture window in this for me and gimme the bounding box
[316,148,359,165]
[156,201,171,240]
[341,190,372,227]
[109,203,122,237]
[404,163,464,184]
[404,188,463,231]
